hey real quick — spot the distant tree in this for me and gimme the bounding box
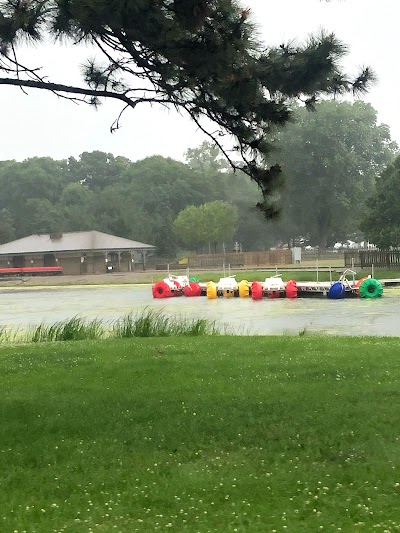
[224,172,276,251]
[0,157,67,237]
[202,201,238,252]
[123,156,213,217]
[275,101,397,248]
[361,156,400,249]
[25,198,62,235]
[173,201,237,252]
[67,152,131,190]
[0,157,66,204]
[184,141,277,251]
[60,182,93,206]
[173,205,210,252]
[59,183,96,231]
[185,142,229,174]
[0,1,374,216]
[0,208,15,243]
[91,185,155,244]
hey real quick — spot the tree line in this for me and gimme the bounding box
[0,100,397,254]
[0,148,270,256]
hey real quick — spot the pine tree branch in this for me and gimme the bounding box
[0,76,169,108]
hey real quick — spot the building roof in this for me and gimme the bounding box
[0,231,156,255]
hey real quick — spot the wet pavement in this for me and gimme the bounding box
[1,284,400,336]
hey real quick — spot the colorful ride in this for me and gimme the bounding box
[152,275,205,298]
[152,270,383,300]
[206,276,250,299]
[295,270,383,299]
[152,275,188,298]
[356,276,384,298]
[251,275,293,300]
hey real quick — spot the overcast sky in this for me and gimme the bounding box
[1,0,398,162]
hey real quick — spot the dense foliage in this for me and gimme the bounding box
[0,148,269,255]
[0,0,374,215]
[0,100,397,255]
[172,200,238,252]
[273,101,397,248]
[361,155,400,249]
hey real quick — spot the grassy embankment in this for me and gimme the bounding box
[1,333,400,531]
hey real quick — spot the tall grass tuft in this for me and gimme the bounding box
[6,312,219,344]
[112,309,219,338]
[28,316,105,343]
[0,326,14,344]
[169,317,219,336]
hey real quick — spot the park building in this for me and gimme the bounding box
[0,231,156,275]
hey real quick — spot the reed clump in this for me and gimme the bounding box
[20,310,219,343]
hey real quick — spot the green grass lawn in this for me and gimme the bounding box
[1,336,400,532]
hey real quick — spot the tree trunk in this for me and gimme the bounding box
[317,208,332,250]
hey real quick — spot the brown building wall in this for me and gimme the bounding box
[59,255,82,275]
[62,253,107,275]
[65,252,134,274]
[0,250,142,275]
[0,252,88,275]
[0,254,59,269]
[91,254,107,274]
